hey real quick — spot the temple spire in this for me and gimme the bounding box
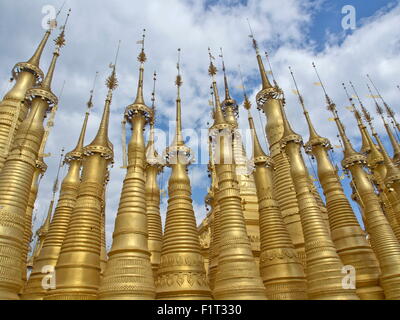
[146,71,160,163]
[312,62,357,157]
[367,83,400,163]
[26,2,65,68]
[240,71,265,159]
[367,74,400,131]
[68,74,97,157]
[173,48,184,146]
[87,42,119,151]
[30,150,64,268]
[208,48,225,126]
[15,2,65,81]
[289,66,320,140]
[218,48,238,127]
[219,47,231,102]
[342,82,371,154]
[41,9,70,92]
[247,19,272,89]
[133,29,146,105]
[27,30,51,70]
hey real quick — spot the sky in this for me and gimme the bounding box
[1,0,400,250]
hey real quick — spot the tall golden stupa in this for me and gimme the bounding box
[3,9,400,301]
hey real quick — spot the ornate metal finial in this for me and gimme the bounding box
[312,62,335,112]
[342,83,357,112]
[87,71,99,110]
[54,8,71,49]
[106,41,121,91]
[349,81,371,123]
[176,48,182,87]
[366,83,384,118]
[220,47,226,74]
[208,47,217,77]
[367,74,397,122]
[137,29,147,63]
[247,18,259,52]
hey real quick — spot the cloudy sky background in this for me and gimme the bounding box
[1,0,400,250]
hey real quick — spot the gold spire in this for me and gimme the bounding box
[244,81,308,299]
[208,49,266,300]
[0,12,68,299]
[247,105,267,160]
[220,48,232,103]
[312,63,358,159]
[291,73,382,299]
[25,2,64,72]
[41,10,69,94]
[86,50,119,156]
[37,153,63,238]
[208,48,226,127]
[155,50,211,300]
[20,78,62,290]
[367,83,400,165]
[206,128,220,291]
[145,71,162,164]
[172,48,184,146]
[0,10,63,171]
[289,67,321,141]
[252,42,305,266]
[67,73,97,159]
[218,48,238,127]
[342,82,372,154]
[24,31,51,79]
[98,38,155,300]
[274,63,357,299]
[367,74,400,134]
[22,98,93,300]
[361,101,400,206]
[45,55,117,300]
[133,29,147,105]
[241,74,266,161]
[145,72,163,273]
[247,20,273,90]
[313,63,400,300]
[11,2,65,84]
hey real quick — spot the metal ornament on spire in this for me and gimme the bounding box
[218,48,238,125]
[165,48,192,165]
[87,71,99,110]
[208,47,228,129]
[26,9,71,110]
[342,82,372,156]
[125,30,152,123]
[367,83,400,165]
[289,66,329,148]
[366,74,399,129]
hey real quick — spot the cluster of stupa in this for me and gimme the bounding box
[1,12,400,300]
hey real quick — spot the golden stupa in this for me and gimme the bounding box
[2,9,400,301]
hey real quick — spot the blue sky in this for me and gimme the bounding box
[1,0,400,247]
